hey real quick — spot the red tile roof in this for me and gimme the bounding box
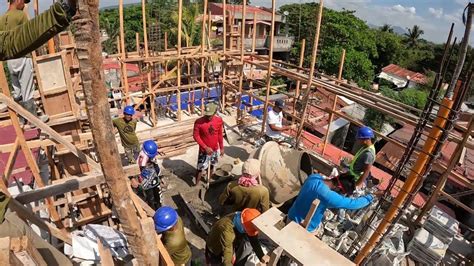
[376,123,473,188]
[0,126,40,185]
[381,64,428,84]
[209,2,273,17]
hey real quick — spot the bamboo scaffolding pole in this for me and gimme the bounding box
[295,0,324,146]
[415,115,474,224]
[223,0,227,52]
[322,48,345,155]
[237,0,247,120]
[200,0,209,114]
[221,0,227,110]
[142,0,156,124]
[177,0,183,121]
[293,38,306,118]
[119,0,130,105]
[260,0,277,133]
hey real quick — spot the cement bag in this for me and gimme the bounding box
[367,224,410,266]
[71,231,100,261]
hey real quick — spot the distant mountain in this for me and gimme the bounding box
[392,26,408,36]
[367,23,408,36]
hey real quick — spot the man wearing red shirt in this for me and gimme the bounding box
[193,102,224,186]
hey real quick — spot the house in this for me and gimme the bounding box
[377,64,427,89]
[208,3,294,57]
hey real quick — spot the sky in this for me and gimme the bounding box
[0,0,471,44]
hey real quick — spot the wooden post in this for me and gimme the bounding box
[249,11,257,99]
[164,31,168,51]
[415,115,474,224]
[293,38,306,118]
[73,1,159,264]
[142,0,156,125]
[177,0,183,121]
[223,0,227,52]
[135,32,140,54]
[295,0,324,146]
[236,0,247,120]
[201,0,208,53]
[0,66,64,229]
[119,0,130,105]
[260,0,277,133]
[322,48,345,156]
[221,0,227,110]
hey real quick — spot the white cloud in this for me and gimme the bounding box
[428,7,443,19]
[391,4,416,15]
[443,8,464,24]
[454,0,469,6]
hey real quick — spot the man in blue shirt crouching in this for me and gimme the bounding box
[288,173,374,233]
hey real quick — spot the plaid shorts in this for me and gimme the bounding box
[197,150,220,171]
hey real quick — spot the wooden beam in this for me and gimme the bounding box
[293,38,306,119]
[74,1,157,263]
[260,0,277,133]
[177,0,183,121]
[0,93,101,170]
[322,48,345,155]
[8,198,72,244]
[236,0,247,121]
[3,138,19,180]
[295,0,324,146]
[119,0,130,104]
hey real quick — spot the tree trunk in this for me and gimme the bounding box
[72,1,158,264]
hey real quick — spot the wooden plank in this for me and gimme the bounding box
[301,199,320,229]
[222,115,240,145]
[15,165,140,204]
[97,239,114,266]
[252,207,354,265]
[8,198,72,244]
[3,138,19,180]
[0,93,101,170]
[11,236,47,266]
[155,232,175,266]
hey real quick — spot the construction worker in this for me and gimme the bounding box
[154,206,192,265]
[0,193,72,265]
[349,126,376,187]
[206,208,268,265]
[218,159,270,213]
[113,106,140,164]
[287,173,374,234]
[131,140,163,209]
[265,99,292,142]
[193,102,224,186]
[0,0,76,61]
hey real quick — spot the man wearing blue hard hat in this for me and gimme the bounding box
[154,206,191,265]
[350,126,376,187]
[113,106,140,164]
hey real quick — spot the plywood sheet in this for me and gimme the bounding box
[36,55,67,93]
[252,207,354,266]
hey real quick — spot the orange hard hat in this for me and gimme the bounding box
[241,208,261,236]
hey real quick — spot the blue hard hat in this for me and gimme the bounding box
[123,105,135,116]
[154,206,178,233]
[143,140,158,158]
[357,126,374,139]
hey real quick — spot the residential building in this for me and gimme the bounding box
[377,64,427,89]
[208,3,294,59]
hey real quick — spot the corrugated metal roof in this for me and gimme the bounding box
[381,64,428,84]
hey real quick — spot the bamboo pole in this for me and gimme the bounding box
[73,2,159,263]
[295,0,324,146]
[355,98,454,264]
[260,0,277,133]
[415,115,474,224]
[236,0,247,120]
[177,0,183,121]
[119,0,130,105]
[293,38,306,118]
[322,48,345,156]
[201,0,208,53]
[221,0,227,110]
[200,0,208,114]
[142,0,156,125]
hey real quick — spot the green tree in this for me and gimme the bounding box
[404,25,424,48]
[372,30,403,72]
[280,3,377,86]
[380,24,393,33]
[171,3,202,47]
